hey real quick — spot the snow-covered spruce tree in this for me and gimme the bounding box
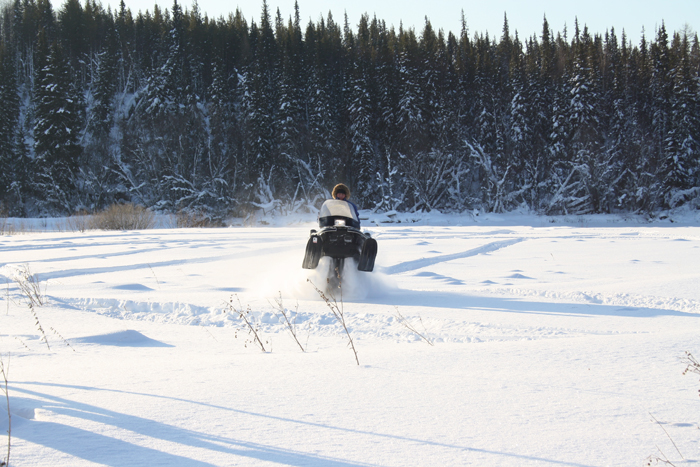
[123,0,220,216]
[564,26,603,214]
[395,43,423,155]
[624,31,658,212]
[398,32,438,214]
[373,151,404,212]
[162,1,231,219]
[546,55,577,215]
[421,23,467,212]
[0,42,21,207]
[523,17,560,212]
[304,57,336,202]
[659,32,700,208]
[57,0,87,72]
[390,35,423,210]
[506,47,536,211]
[1,14,31,216]
[544,23,603,215]
[275,6,324,213]
[80,24,120,212]
[120,1,184,208]
[346,66,376,206]
[88,27,118,137]
[301,13,346,202]
[205,59,240,215]
[371,16,400,205]
[468,31,516,213]
[345,14,379,207]
[450,16,482,209]
[647,23,674,209]
[32,36,83,215]
[587,27,628,213]
[603,30,645,213]
[242,2,283,210]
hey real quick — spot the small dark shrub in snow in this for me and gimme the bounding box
[91,203,155,230]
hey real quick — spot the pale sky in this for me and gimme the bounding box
[78,0,700,46]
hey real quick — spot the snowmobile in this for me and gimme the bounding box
[302,199,378,287]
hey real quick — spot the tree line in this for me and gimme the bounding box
[0,0,698,219]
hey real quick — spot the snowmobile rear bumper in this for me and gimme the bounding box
[302,227,377,272]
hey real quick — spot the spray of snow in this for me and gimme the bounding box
[256,256,398,302]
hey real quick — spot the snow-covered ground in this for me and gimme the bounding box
[1,210,700,466]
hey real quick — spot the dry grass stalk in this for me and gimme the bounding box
[308,278,359,365]
[1,354,10,467]
[393,307,434,346]
[227,295,267,352]
[13,264,45,308]
[13,265,50,350]
[648,412,684,464]
[50,327,75,352]
[269,293,306,352]
[682,351,700,398]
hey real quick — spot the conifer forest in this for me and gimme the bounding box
[0,0,698,219]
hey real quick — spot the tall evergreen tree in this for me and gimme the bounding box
[661,32,700,207]
[0,43,22,207]
[33,38,83,213]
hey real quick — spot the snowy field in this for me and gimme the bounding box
[1,211,700,466]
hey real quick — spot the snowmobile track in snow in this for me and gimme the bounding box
[385,238,525,275]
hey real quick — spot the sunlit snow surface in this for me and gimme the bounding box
[1,211,700,466]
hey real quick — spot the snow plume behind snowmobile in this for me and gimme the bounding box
[302,200,377,274]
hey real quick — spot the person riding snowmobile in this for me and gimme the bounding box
[332,183,360,225]
[302,182,377,274]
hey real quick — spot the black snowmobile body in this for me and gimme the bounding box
[302,200,377,273]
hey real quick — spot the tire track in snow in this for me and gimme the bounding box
[19,243,295,281]
[385,238,525,275]
[475,287,700,315]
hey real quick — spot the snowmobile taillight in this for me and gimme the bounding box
[334,219,346,226]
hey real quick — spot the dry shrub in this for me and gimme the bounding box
[176,210,224,228]
[0,204,12,235]
[91,203,155,230]
[65,210,91,232]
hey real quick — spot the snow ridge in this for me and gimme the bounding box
[59,295,638,345]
